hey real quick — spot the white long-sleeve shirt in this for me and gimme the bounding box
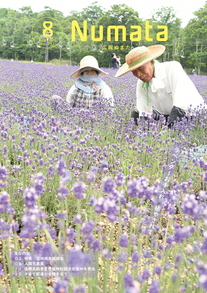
[136,60,206,116]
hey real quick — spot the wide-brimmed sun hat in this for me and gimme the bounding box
[70,55,108,78]
[115,45,165,77]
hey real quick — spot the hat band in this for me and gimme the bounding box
[128,56,152,68]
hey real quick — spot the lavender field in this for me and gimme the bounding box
[1,60,207,293]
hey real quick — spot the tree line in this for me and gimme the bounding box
[0,1,207,73]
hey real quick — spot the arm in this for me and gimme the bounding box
[66,85,75,105]
[167,61,204,111]
[101,84,114,108]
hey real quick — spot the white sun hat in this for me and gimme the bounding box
[70,55,108,79]
[115,45,165,77]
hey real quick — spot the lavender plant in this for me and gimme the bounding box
[0,60,207,292]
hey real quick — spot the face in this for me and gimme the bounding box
[132,61,154,82]
[83,68,97,75]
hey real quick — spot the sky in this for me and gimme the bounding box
[2,0,206,27]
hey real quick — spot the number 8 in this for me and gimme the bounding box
[43,21,53,37]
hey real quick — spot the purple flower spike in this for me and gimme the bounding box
[81,220,95,234]
[53,278,68,293]
[119,233,128,248]
[67,249,91,274]
[132,251,140,263]
[0,167,8,188]
[142,269,151,280]
[0,263,4,276]
[72,181,86,199]
[56,157,67,176]
[149,280,160,293]
[31,173,46,196]
[124,273,140,293]
[102,177,116,193]
[74,285,86,293]
[154,266,162,275]
[66,228,77,243]
[200,273,207,291]
[23,187,38,208]
[143,249,152,258]
[0,191,11,213]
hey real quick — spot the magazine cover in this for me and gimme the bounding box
[1,1,207,293]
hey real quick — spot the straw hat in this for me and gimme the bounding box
[70,55,108,78]
[115,45,165,77]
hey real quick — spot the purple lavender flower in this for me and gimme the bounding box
[142,269,151,280]
[119,233,128,248]
[154,266,162,275]
[74,285,86,293]
[49,228,57,239]
[67,249,91,274]
[127,177,151,199]
[73,214,82,223]
[31,173,46,196]
[124,273,140,293]
[56,157,67,176]
[23,187,38,208]
[66,228,77,243]
[87,170,96,183]
[56,211,67,219]
[61,169,71,182]
[143,249,152,258]
[72,181,86,199]
[201,237,207,253]
[102,177,116,193]
[33,242,42,257]
[94,197,105,213]
[117,251,128,263]
[199,275,207,291]
[0,263,4,277]
[19,207,45,238]
[0,167,7,188]
[173,226,194,243]
[115,172,125,186]
[42,242,53,257]
[124,273,135,287]
[103,197,120,222]
[149,280,160,293]
[81,220,95,234]
[88,238,102,252]
[0,191,11,213]
[102,249,113,259]
[98,160,108,171]
[58,183,69,199]
[132,251,140,263]
[53,279,68,293]
[181,194,199,218]
[175,253,182,264]
[11,221,19,232]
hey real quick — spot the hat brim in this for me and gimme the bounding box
[70,66,108,79]
[115,45,165,77]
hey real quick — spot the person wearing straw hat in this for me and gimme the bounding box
[50,55,114,111]
[115,45,206,128]
[66,55,114,109]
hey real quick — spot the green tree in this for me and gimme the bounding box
[149,7,182,62]
[183,1,207,74]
